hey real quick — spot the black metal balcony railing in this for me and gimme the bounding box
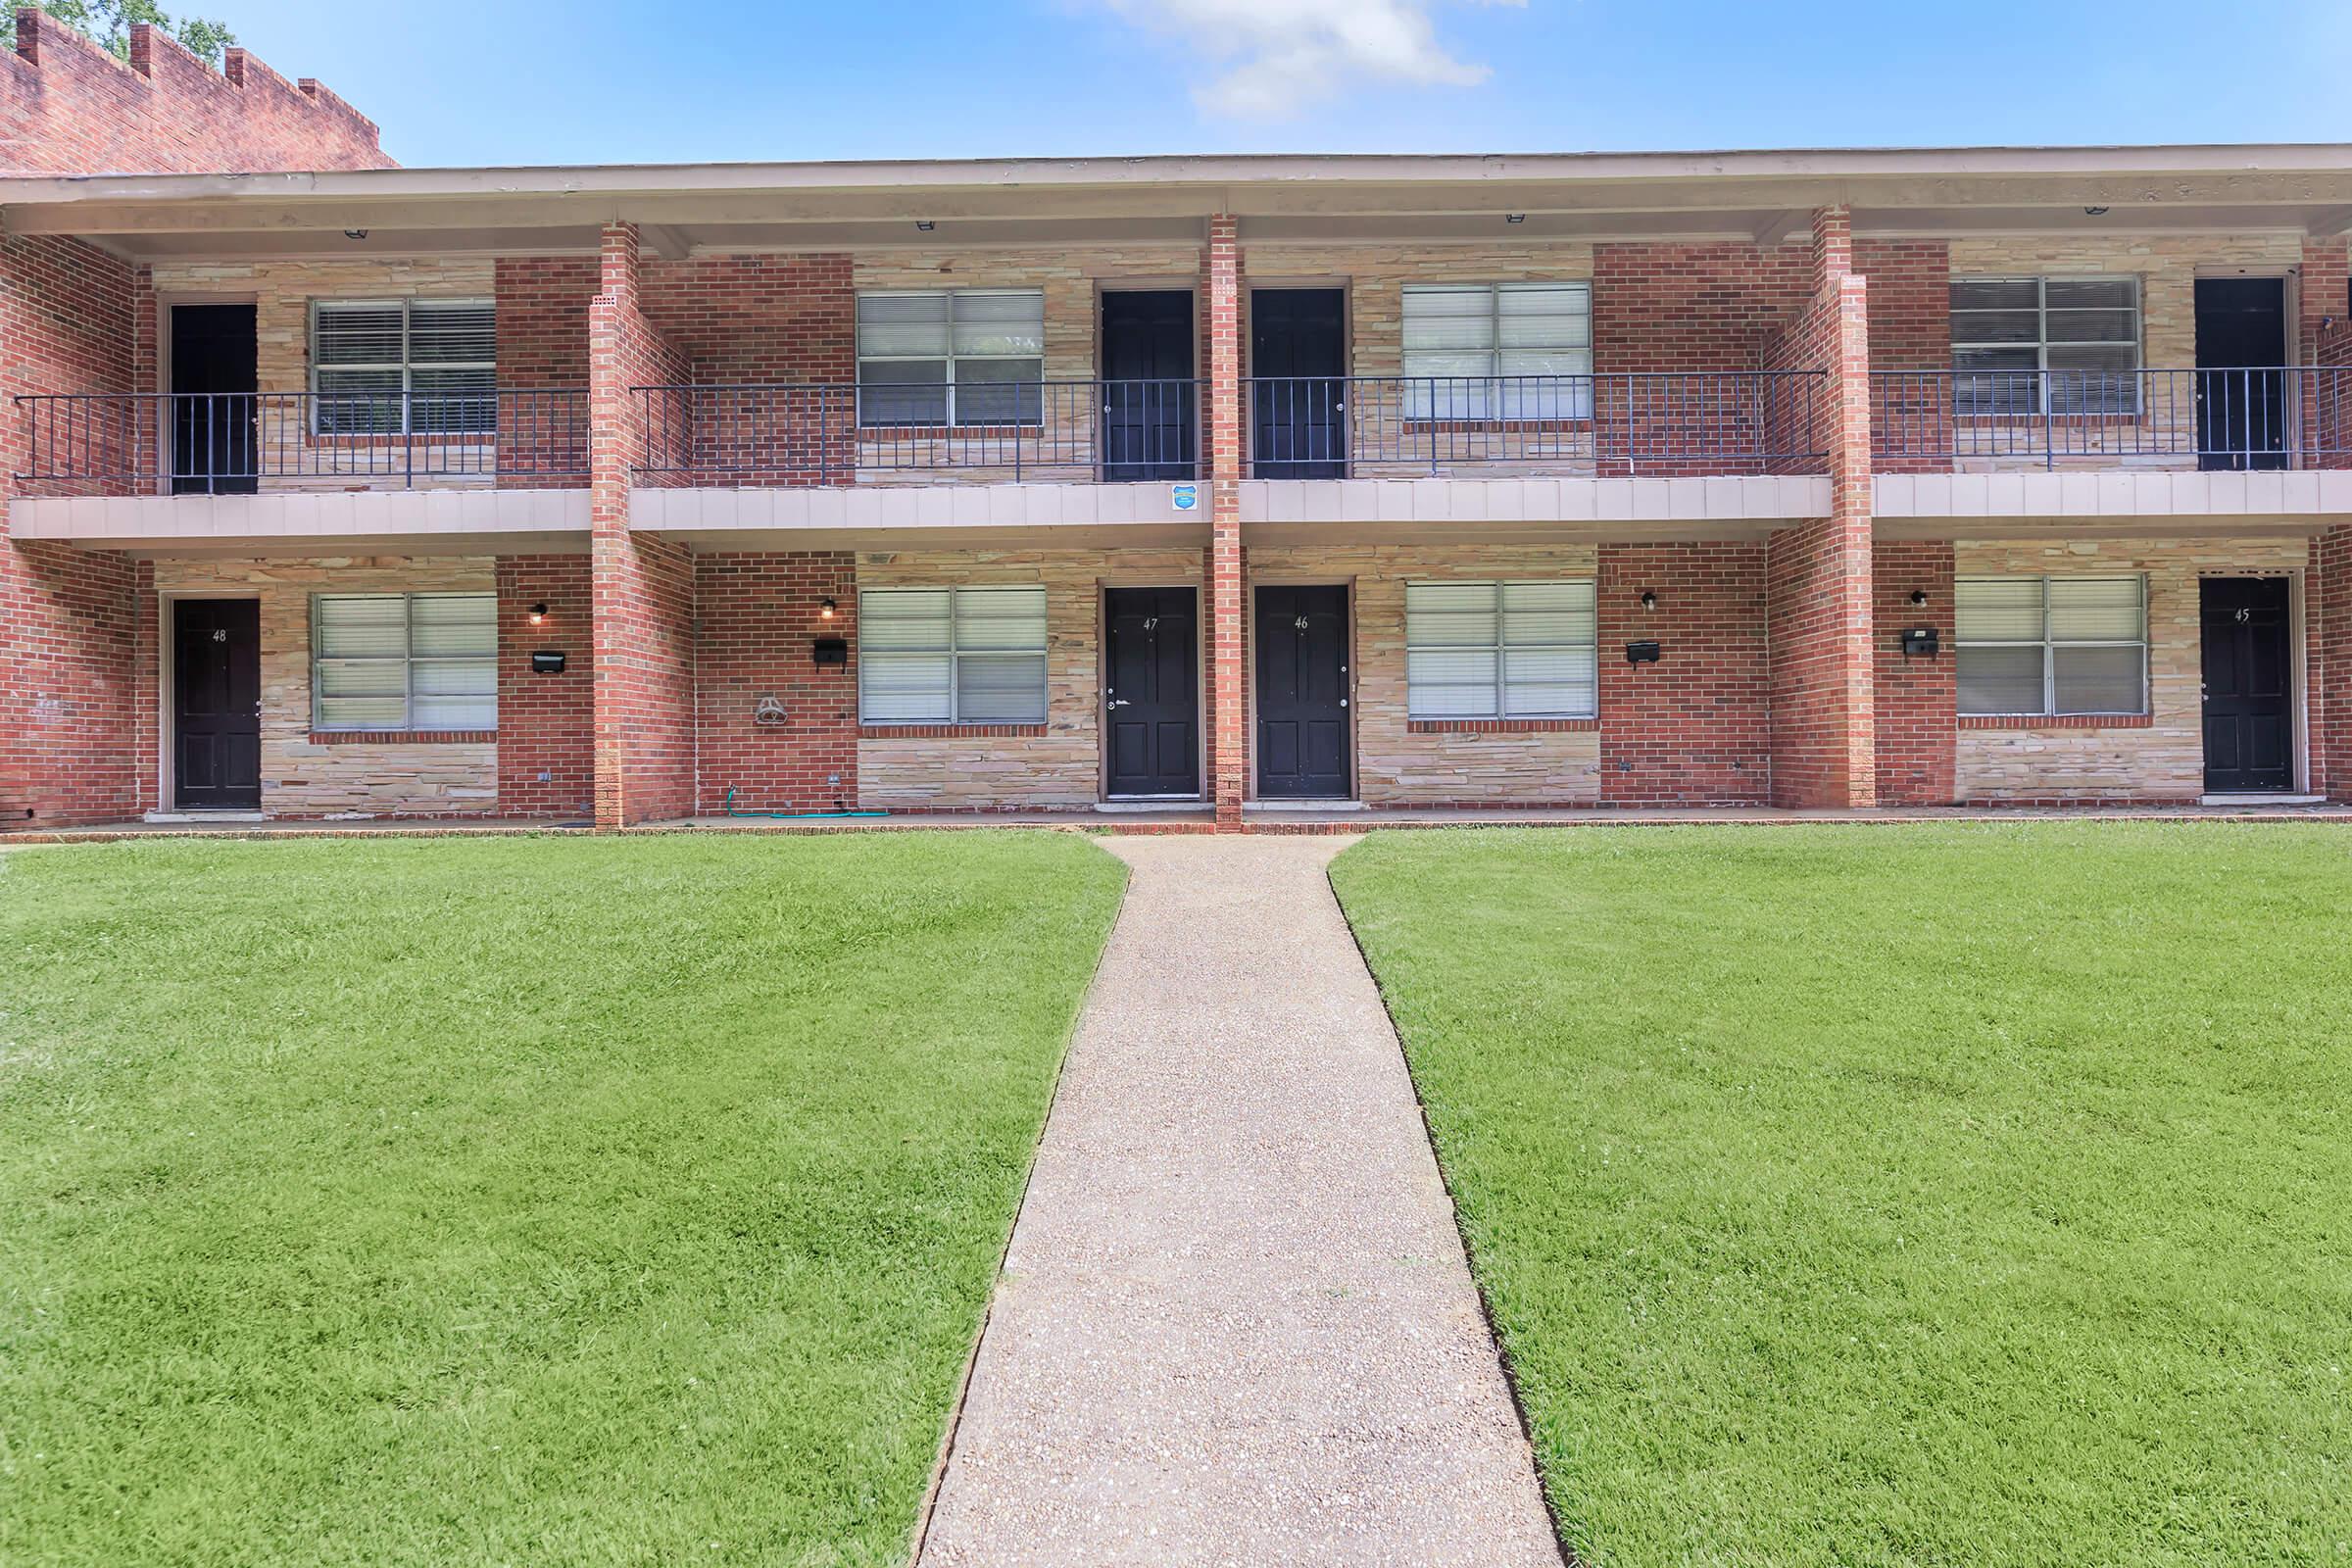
[1872,368,2352,469]
[1243,371,1828,477]
[632,380,1202,483]
[12,390,591,492]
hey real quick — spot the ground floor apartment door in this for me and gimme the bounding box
[2200,576,2294,793]
[1254,584,1350,799]
[1103,586,1200,797]
[173,598,262,810]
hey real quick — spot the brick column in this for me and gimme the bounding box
[589,220,697,829]
[2318,523,2351,803]
[1204,214,1247,827]
[1766,206,1878,808]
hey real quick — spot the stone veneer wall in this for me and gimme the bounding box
[1246,543,1604,807]
[854,547,1205,809]
[147,556,499,816]
[1953,535,2310,803]
[143,257,503,493]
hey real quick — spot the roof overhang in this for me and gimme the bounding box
[9,145,2352,261]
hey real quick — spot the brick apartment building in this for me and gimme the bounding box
[3,9,2348,829]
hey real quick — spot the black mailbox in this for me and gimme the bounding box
[1900,626,1940,658]
[812,637,850,668]
[530,650,566,675]
[1625,640,1662,664]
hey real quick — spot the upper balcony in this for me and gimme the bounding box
[1872,368,2352,472]
[624,369,1826,487]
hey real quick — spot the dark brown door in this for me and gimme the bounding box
[171,304,259,495]
[1255,584,1350,799]
[2201,576,2293,793]
[174,599,262,810]
[1250,288,1348,479]
[1104,586,1200,797]
[1101,290,1196,482]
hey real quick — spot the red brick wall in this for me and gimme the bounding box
[1873,540,1956,805]
[1859,239,1953,476]
[1592,242,1813,372]
[2317,524,2350,803]
[1596,542,1770,805]
[0,228,142,826]
[694,552,858,813]
[1206,217,1246,822]
[494,256,596,487]
[636,254,857,485]
[0,13,391,174]
[590,222,699,827]
[496,555,593,818]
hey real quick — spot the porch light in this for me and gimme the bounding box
[527,602,548,626]
[818,598,838,620]
[1640,590,1657,612]
[1910,589,1929,607]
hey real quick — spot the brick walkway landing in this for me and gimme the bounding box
[914,836,1561,1568]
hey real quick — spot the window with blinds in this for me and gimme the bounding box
[312,299,497,436]
[857,290,1046,427]
[1400,283,1592,420]
[1950,276,2140,416]
[859,585,1050,724]
[1405,579,1597,719]
[312,593,498,732]
[1955,576,2147,717]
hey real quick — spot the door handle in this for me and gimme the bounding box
[1107,698,1130,709]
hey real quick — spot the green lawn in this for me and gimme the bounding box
[0,833,1125,1568]
[1331,823,2352,1568]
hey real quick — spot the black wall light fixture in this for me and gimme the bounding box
[527,601,549,626]
[1909,589,1929,607]
[1640,590,1658,612]
[818,597,838,620]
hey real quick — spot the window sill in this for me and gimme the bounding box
[1409,717,1598,734]
[1958,713,2152,731]
[309,729,497,745]
[858,722,1048,739]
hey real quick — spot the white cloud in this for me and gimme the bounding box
[1096,0,1522,121]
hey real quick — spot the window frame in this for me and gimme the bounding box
[1403,577,1598,721]
[1399,281,1593,421]
[1949,274,2143,416]
[1954,574,2150,718]
[857,583,1051,725]
[854,287,1047,430]
[309,590,499,734]
[309,297,498,437]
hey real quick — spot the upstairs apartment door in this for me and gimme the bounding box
[1101,290,1197,482]
[2200,576,2295,794]
[173,598,262,810]
[171,304,259,495]
[1250,288,1348,478]
[2193,278,2288,471]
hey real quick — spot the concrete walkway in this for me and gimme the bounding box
[917,836,1561,1567]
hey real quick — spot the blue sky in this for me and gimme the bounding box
[210,0,2352,169]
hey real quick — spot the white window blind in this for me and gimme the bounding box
[857,290,1045,427]
[1401,283,1592,419]
[1405,579,1597,719]
[1950,276,2140,415]
[312,592,498,731]
[859,585,1049,723]
[313,299,497,435]
[1955,576,2147,717]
